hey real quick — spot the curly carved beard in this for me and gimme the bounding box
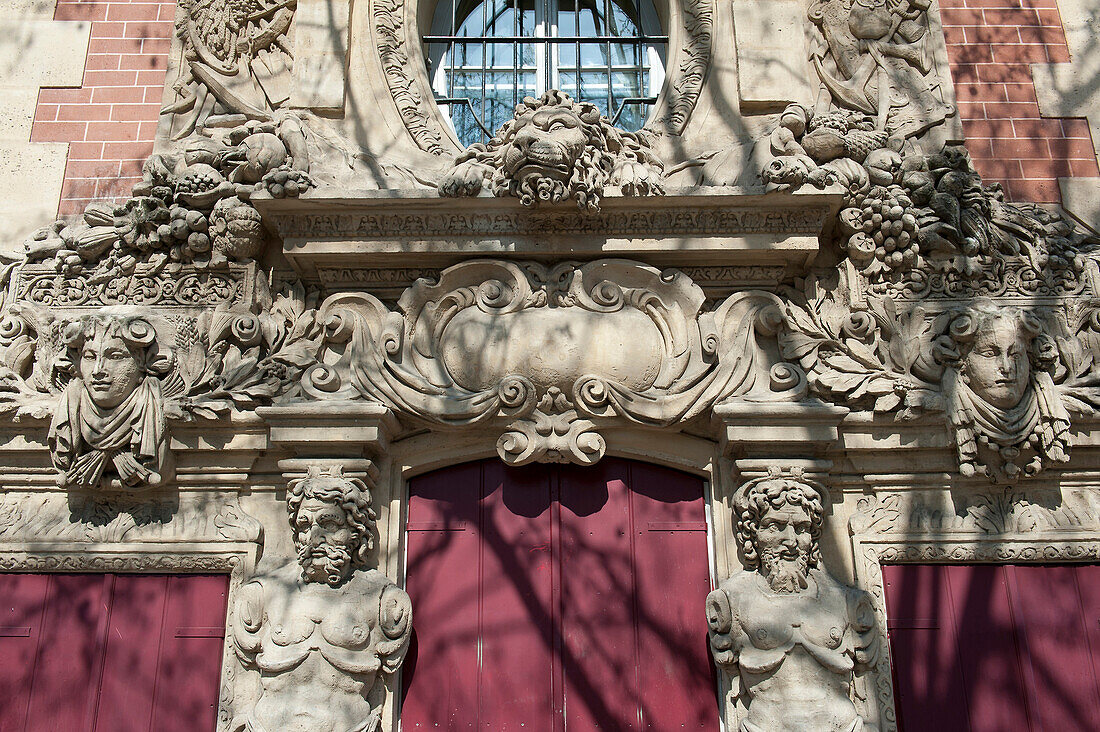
[297,540,352,587]
[760,545,810,594]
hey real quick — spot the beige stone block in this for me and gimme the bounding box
[0,88,41,141]
[1058,176,1100,232]
[0,19,91,88]
[0,0,58,21]
[290,0,350,112]
[733,0,813,108]
[0,141,70,240]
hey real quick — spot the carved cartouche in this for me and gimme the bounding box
[706,475,878,732]
[232,467,411,732]
[48,311,173,491]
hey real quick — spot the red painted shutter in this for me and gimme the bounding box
[884,564,1100,732]
[0,573,228,732]
[402,458,718,731]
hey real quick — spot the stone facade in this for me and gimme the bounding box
[1,0,1099,729]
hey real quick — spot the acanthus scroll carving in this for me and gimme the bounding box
[230,465,412,732]
[299,259,804,465]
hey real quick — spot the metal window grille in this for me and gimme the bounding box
[425,0,667,146]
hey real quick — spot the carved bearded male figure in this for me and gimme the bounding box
[48,311,172,490]
[232,467,412,732]
[706,475,879,732]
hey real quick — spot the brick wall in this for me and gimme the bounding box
[30,0,174,217]
[940,0,1099,202]
[26,0,1100,214]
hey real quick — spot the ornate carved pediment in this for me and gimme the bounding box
[298,259,803,464]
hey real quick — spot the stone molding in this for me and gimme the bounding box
[849,489,1100,732]
[0,543,256,732]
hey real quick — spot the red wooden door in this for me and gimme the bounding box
[401,458,718,731]
[883,563,1100,732]
[0,573,229,732]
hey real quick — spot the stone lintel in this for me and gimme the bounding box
[257,402,400,459]
[255,189,841,278]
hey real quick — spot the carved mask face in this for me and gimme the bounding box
[756,504,813,594]
[79,328,142,410]
[963,318,1030,410]
[502,106,587,186]
[294,493,355,586]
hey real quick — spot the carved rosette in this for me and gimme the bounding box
[300,259,804,465]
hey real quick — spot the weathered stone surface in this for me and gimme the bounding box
[707,471,880,730]
[0,4,90,242]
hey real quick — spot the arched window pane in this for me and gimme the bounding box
[426,0,666,147]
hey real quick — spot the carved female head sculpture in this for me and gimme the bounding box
[287,465,377,587]
[48,311,172,491]
[936,301,1070,478]
[733,473,824,593]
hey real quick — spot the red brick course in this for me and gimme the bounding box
[30,0,175,217]
[940,0,1098,203]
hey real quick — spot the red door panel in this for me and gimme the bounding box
[884,563,1100,732]
[0,573,228,732]
[403,458,718,731]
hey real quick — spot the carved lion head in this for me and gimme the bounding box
[488,90,616,211]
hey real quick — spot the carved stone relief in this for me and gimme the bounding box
[0,490,262,544]
[807,0,957,141]
[439,91,667,212]
[297,259,803,465]
[707,470,880,731]
[48,310,175,491]
[229,465,412,732]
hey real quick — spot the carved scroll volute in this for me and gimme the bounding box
[48,309,175,492]
[303,291,403,400]
[707,470,880,730]
[230,464,412,732]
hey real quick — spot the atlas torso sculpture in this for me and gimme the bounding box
[706,473,879,732]
[232,466,412,732]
